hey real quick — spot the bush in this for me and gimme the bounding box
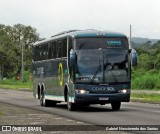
[132,70,160,90]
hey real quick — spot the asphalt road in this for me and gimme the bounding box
[0,89,159,130]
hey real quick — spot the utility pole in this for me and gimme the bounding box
[21,40,24,82]
[129,25,132,49]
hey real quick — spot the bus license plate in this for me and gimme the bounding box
[99,97,109,100]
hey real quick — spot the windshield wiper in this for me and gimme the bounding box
[90,65,102,83]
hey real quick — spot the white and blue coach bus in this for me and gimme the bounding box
[32,30,137,111]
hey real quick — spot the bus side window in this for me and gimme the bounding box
[42,44,47,60]
[38,43,48,60]
[34,46,37,61]
[39,45,42,60]
[49,41,56,59]
[57,41,62,58]
[54,42,57,58]
[62,38,67,57]
[33,46,39,61]
[46,43,49,60]
[48,43,51,59]
[50,41,55,59]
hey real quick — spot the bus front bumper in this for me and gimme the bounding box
[74,93,130,104]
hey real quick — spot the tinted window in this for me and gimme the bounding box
[75,38,129,50]
[40,44,48,60]
[50,41,56,59]
[48,43,51,59]
[57,41,61,58]
[33,37,73,61]
[33,46,40,61]
[62,38,67,57]
[33,43,48,61]
[75,38,101,49]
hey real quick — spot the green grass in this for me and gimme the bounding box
[0,79,32,90]
[0,71,33,90]
[131,93,160,103]
[132,70,160,90]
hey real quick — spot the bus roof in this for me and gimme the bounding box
[33,29,127,46]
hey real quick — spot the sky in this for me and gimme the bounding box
[0,0,160,39]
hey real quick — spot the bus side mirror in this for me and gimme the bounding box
[131,49,137,66]
[70,49,76,67]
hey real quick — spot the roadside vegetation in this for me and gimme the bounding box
[0,71,32,90]
[132,69,160,90]
[0,24,39,80]
[131,93,160,103]
[132,41,160,90]
[0,24,38,90]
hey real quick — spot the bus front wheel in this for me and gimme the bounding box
[111,102,121,111]
[67,92,76,111]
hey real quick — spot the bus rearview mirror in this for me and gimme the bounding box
[131,49,137,66]
[70,49,77,67]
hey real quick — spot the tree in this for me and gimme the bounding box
[0,25,15,79]
[155,53,160,69]
[137,53,156,70]
[12,24,39,76]
[0,24,39,79]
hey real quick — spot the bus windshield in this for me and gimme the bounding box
[75,38,130,84]
[103,49,130,83]
[75,49,103,83]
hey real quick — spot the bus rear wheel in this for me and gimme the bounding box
[40,90,54,107]
[111,102,121,111]
[40,90,45,106]
[67,92,76,111]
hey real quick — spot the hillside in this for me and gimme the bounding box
[131,37,159,44]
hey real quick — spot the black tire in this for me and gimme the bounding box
[67,91,76,111]
[111,102,121,111]
[40,90,51,107]
[40,90,44,106]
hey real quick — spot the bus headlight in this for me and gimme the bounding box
[75,89,89,94]
[118,89,129,93]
